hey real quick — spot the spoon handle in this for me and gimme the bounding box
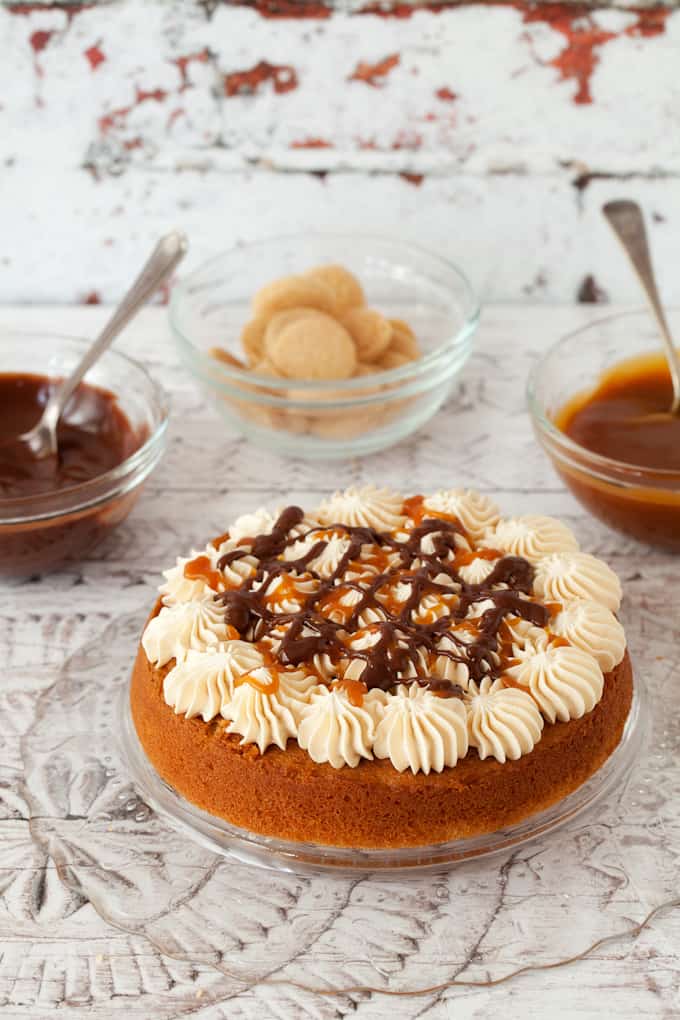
[46,231,188,430]
[602,200,680,413]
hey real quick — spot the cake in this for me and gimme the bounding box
[130,486,633,848]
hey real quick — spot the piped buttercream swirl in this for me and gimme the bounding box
[550,599,626,673]
[297,685,385,768]
[316,485,406,531]
[373,685,468,774]
[423,489,501,542]
[533,552,622,612]
[484,515,579,564]
[464,677,544,762]
[506,644,604,723]
[163,641,266,721]
[222,669,314,753]
[142,598,230,666]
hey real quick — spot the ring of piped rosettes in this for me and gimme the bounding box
[141,486,626,776]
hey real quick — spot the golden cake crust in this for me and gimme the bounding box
[130,604,634,848]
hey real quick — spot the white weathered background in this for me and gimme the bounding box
[0,0,679,305]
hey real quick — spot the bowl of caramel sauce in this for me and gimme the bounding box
[528,309,680,551]
[0,332,168,577]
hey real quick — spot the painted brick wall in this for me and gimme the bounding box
[1,0,678,304]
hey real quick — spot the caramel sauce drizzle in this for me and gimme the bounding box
[214,504,550,696]
[184,554,224,590]
[235,670,280,695]
[333,678,368,707]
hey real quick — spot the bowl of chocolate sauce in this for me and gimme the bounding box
[528,308,680,551]
[0,332,168,577]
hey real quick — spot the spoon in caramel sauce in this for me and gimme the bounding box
[3,231,187,466]
[602,199,680,419]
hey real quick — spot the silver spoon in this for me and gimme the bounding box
[15,231,187,460]
[602,199,680,416]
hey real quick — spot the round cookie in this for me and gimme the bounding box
[264,308,319,357]
[253,275,336,318]
[209,346,247,370]
[341,308,392,362]
[388,318,421,359]
[307,264,365,313]
[378,350,411,370]
[240,317,268,365]
[268,312,357,380]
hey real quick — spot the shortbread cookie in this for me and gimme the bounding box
[253,275,336,318]
[341,308,392,362]
[268,313,357,380]
[307,264,365,313]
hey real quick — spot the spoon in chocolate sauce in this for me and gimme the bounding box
[603,199,680,419]
[6,231,187,463]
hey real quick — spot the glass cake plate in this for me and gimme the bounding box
[117,673,647,876]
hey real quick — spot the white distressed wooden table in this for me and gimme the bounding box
[1,304,678,1019]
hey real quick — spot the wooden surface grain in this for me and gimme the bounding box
[0,305,678,1019]
[1,1,680,304]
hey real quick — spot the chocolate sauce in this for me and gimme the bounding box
[0,373,145,577]
[0,373,138,498]
[215,506,549,694]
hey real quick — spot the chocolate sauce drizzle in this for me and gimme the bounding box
[215,505,549,695]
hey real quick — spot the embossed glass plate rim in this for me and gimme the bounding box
[117,673,646,877]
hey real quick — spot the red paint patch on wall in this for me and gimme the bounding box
[84,43,105,71]
[400,172,424,185]
[627,8,669,37]
[9,2,95,17]
[358,0,669,104]
[224,60,298,96]
[435,86,457,102]
[290,137,334,148]
[392,130,423,151]
[516,2,669,105]
[520,5,616,105]
[29,30,53,54]
[81,291,101,305]
[98,86,168,135]
[174,49,210,90]
[224,0,331,18]
[349,53,400,87]
[359,2,453,17]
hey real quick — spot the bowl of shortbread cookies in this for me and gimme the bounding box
[169,235,479,458]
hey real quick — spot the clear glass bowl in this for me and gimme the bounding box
[0,332,168,577]
[527,308,680,550]
[169,235,479,459]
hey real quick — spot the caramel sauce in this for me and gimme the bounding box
[402,494,425,523]
[554,351,680,549]
[333,678,367,707]
[557,352,680,470]
[455,546,502,567]
[402,493,462,530]
[235,670,280,695]
[184,555,224,590]
[499,673,524,690]
[549,635,570,649]
[264,573,302,607]
[211,531,231,549]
